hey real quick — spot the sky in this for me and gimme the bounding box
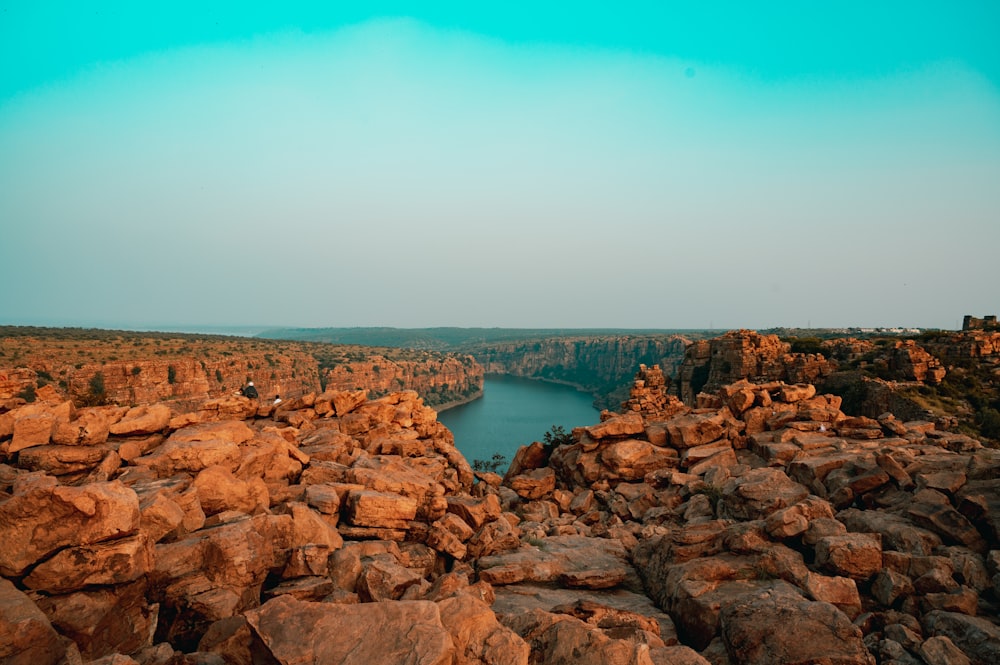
[1,2,998,331]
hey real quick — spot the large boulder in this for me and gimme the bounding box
[0,578,72,665]
[719,582,875,665]
[0,480,140,576]
[246,596,455,664]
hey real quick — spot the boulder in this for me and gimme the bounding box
[815,533,883,581]
[0,480,140,576]
[437,593,530,665]
[23,533,154,593]
[477,536,635,590]
[109,404,172,436]
[585,413,644,440]
[718,468,809,521]
[508,467,556,500]
[922,610,1000,665]
[719,582,875,665]
[665,411,730,449]
[245,596,455,664]
[0,578,71,665]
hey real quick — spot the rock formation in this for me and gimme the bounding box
[322,353,483,408]
[0,329,484,412]
[473,335,691,409]
[4,356,1000,663]
[677,330,836,404]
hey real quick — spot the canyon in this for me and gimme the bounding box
[2,351,1000,663]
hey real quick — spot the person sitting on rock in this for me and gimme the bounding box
[241,381,259,399]
[273,394,282,406]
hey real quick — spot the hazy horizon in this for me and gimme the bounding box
[2,3,998,331]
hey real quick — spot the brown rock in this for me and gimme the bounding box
[922,610,1000,665]
[718,467,810,521]
[192,465,268,516]
[345,489,418,528]
[17,443,110,475]
[871,567,915,607]
[779,383,817,402]
[0,480,140,576]
[36,579,155,661]
[109,403,172,436]
[908,501,988,553]
[447,493,502,529]
[437,593,530,665]
[719,582,875,665]
[606,438,680,477]
[247,596,455,664]
[508,467,556,500]
[0,578,70,665]
[586,413,645,440]
[665,411,729,448]
[135,436,241,477]
[23,533,154,593]
[803,572,862,618]
[815,533,883,580]
[918,635,971,665]
[8,412,56,453]
[477,536,634,590]
[51,407,111,445]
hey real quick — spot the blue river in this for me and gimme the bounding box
[437,374,600,469]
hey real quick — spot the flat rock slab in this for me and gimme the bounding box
[246,596,454,665]
[492,583,678,645]
[476,535,637,590]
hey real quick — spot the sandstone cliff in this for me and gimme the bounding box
[677,329,836,404]
[322,353,484,407]
[0,328,484,412]
[473,334,690,409]
[4,364,1000,664]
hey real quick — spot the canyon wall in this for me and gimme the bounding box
[677,330,835,404]
[322,353,484,407]
[470,335,690,409]
[0,331,483,411]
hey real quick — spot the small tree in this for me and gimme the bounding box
[472,453,508,474]
[167,365,177,384]
[542,425,573,451]
[81,371,108,406]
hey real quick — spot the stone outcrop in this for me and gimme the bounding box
[677,330,836,404]
[4,355,1000,664]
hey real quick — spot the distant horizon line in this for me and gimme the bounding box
[0,322,956,336]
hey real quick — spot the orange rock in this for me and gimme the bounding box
[0,480,140,577]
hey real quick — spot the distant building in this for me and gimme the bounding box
[962,315,999,331]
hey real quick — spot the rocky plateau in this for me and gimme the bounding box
[3,353,1000,664]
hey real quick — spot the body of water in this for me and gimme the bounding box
[437,374,600,469]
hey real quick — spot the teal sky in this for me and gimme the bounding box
[2,2,998,331]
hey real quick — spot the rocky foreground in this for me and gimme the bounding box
[2,367,1000,664]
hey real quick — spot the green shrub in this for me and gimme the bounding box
[167,365,177,384]
[978,408,1000,441]
[81,371,108,406]
[542,425,573,450]
[472,453,508,474]
[16,384,36,403]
